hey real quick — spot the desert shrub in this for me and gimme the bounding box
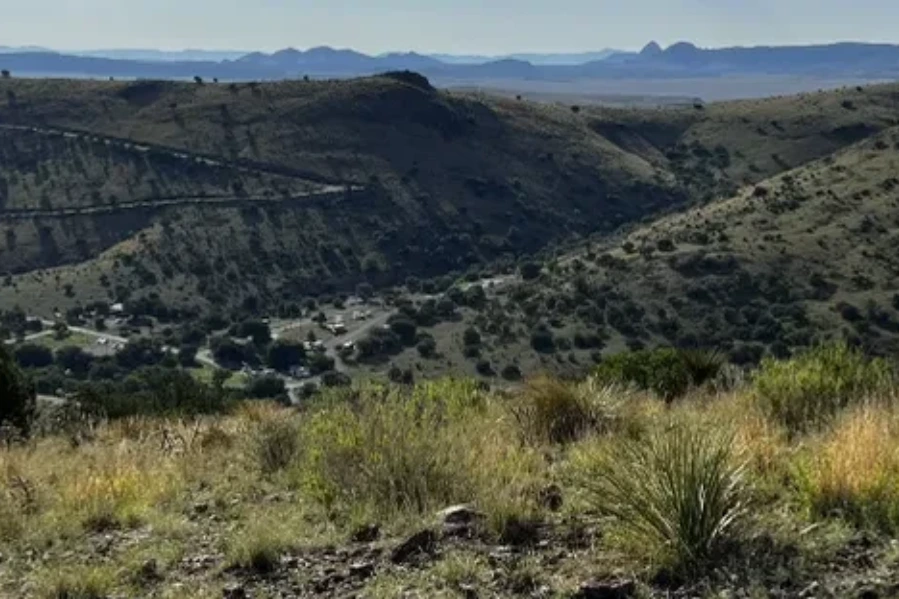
[511,376,603,445]
[0,345,35,434]
[530,329,556,353]
[463,327,482,346]
[795,406,899,532]
[255,419,301,475]
[417,336,437,358]
[501,364,522,381]
[519,262,542,281]
[570,424,749,572]
[321,371,352,387]
[476,360,494,377]
[753,343,893,434]
[594,348,723,401]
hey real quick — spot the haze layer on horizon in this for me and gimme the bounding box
[1,0,898,55]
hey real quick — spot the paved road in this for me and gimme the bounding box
[0,123,336,182]
[0,187,358,220]
[0,123,363,221]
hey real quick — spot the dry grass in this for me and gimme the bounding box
[796,402,899,532]
[3,359,899,595]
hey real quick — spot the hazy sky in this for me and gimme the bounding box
[1,0,897,54]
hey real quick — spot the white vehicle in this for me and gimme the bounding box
[97,337,108,346]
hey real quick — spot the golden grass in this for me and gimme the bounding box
[5,364,899,594]
[796,402,899,531]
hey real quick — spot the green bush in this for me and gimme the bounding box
[594,348,723,401]
[753,343,893,434]
[571,425,748,573]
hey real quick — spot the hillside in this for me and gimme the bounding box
[508,126,899,364]
[4,78,899,390]
[1,73,679,318]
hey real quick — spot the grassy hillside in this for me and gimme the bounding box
[3,77,899,328]
[504,126,899,364]
[0,74,681,316]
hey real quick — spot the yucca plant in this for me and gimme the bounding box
[575,425,749,572]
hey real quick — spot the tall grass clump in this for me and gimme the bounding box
[754,343,893,434]
[254,419,301,475]
[570,425,749,572]
[594,348,724,402]
[294,379,544,529]
[795,405,899,532]
[35,564,117,599]
[511,376,607,445]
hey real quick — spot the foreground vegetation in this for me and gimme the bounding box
[3,343,899,597]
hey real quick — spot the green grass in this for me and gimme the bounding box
[189,365,246,389]
[754,343,894,434]
[17,332,95,352]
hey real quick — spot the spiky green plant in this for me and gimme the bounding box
[574,425,749,572]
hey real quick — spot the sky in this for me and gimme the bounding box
[1,0,898,54]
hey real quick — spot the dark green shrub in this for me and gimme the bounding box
[501,364,522,381]
[519,262,542,281]
[530,329,556,354]
[0,345,35,434]
[594,348,723,401]
[245,375,288,403]
[463,327,482,346]
[14,343,53,369]
[416,336,437,358]
[266,341,305,372]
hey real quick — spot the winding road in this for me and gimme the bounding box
[0,122,363,221]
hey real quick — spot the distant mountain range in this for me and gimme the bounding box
[1,41,899,83]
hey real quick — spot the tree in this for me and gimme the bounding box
[417,336,437,358]
[307,352,335,375]
[267,341,305,372]
[237,320,272,346]
[388,316,418,345]
[463,327,482,346]
[56,346,94,376]
[178,344,198,368]
[244,375,287,402]
[194,75,204,85]
[14,344,54,369]
[0,70,9,79]
[519,262,542,281]
[0,345,35,434]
